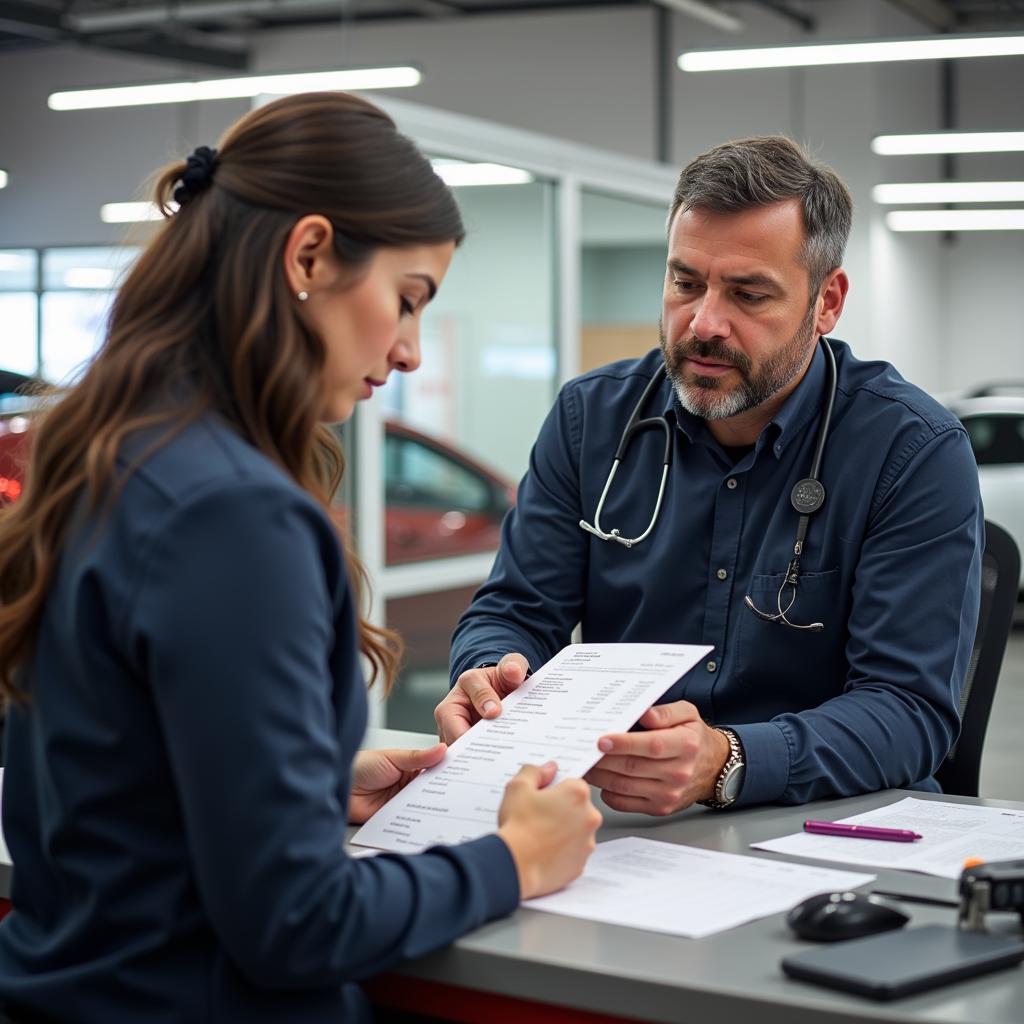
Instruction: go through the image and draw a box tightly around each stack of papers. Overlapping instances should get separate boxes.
[751,797,1024,879]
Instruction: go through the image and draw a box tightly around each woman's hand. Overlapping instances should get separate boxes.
[349,743,447,824]
[496,762,603,900]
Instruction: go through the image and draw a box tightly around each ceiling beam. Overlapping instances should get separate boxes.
[87,30,250,69]
[0,1,64,41]
[886,0,957,32]
[747,0,816,32]
[0,0,250,69]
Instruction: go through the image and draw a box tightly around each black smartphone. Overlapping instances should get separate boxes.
[782,924,1024,1000]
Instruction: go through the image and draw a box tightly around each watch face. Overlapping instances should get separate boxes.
[722,763,746,802]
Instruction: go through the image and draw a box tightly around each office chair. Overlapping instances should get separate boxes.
[935,520,1021,798]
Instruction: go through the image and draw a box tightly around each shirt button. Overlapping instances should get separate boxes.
[706,660,717,672]
[726,478,738,489]
[716,568,728,580]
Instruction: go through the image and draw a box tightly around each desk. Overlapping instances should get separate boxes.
[361,728,1024,1024]
[1,732,1020,1022]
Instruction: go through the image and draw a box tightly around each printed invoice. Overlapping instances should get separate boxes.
[352,643,710,852]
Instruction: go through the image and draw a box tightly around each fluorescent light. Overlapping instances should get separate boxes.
[63,267,119,289]
[0,170,7,189]
[101,159,534,223]
[886,209,1024,232]
[679,33,1024,71]
[101,202,176,223]
[431,160,533,187]
[50,66,421,111]
[872,132,1024,155]
[873,181,1024,204]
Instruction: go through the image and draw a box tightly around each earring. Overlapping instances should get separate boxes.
[297,290,309,302]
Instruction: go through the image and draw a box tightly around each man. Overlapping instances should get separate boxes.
[436,135,983,812]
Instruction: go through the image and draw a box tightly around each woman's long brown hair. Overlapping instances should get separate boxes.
[0,91,464,704]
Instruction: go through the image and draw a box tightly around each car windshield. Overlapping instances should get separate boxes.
[961,414,1024,467]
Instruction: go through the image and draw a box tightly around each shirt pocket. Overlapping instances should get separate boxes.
[730,567,847,712]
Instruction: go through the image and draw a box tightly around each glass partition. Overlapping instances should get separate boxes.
[580,190,667,373]
[379,169,558,729]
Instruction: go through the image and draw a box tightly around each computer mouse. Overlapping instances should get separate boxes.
[786,891,911,942]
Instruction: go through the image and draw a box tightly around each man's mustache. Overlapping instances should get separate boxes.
[671,337,752,376]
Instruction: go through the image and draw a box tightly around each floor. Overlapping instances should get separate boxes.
[978,623,1024,801]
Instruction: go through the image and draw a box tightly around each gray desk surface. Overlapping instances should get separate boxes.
[361,728,1024,1024]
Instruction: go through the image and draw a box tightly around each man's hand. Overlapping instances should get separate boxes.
[434,653,530,745]
[349,744,447,824]
[583,701,731,816]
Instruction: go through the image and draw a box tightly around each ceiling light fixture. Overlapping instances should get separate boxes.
[431,160,534,186]
[886,209,1024,232]
[50,66,421,111]
[679,32,1024,72]
[101,202,172,223]
[0,169,7,189]
[872,132,1024,155]
[100,160,534,222]
[873,182,1024,204]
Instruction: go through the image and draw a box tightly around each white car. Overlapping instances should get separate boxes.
[945,391,1024,594]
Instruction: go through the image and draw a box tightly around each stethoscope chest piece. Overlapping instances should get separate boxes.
[791,478,825,515]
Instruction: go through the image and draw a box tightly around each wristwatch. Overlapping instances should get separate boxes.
[700,728,746,809]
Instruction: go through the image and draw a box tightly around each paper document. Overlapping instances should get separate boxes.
[524,837,875,939]
[353,643,710,852]
[752,797,1024,879]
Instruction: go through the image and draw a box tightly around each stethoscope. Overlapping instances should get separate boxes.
[579,337,838,632]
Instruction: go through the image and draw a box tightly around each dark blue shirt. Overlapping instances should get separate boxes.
[0,416,518,1023]
[452,340,984,805]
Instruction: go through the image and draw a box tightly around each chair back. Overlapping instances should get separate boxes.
[935,519,1020,797]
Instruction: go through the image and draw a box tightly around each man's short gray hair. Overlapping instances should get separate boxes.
[670,135,852,298]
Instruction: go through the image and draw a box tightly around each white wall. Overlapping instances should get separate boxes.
[0,48,248,247]
[1,0,1021,392]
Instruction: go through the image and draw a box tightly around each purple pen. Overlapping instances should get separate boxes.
[803,820,923,843]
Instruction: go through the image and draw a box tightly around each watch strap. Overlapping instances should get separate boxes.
[699,727,745,809]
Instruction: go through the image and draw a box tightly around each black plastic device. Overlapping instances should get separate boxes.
[782,924,1024,1000]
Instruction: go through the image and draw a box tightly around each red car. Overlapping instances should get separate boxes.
[1,404,513,681]
[0,413,514,563]
[380,419,515,566]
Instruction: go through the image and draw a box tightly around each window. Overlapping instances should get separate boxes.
[386,430,493,513]
[0,250,38,378]
[962,414,1024,466]
[40,247,139,384]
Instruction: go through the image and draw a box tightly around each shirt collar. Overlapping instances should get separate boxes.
[662,338,829,459]
[766,337,828,460]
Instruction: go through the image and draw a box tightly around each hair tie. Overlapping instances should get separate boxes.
[173,146,218,206]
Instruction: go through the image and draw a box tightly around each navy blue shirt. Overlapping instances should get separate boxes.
[0,416,518,1023]
[452,340,984,805]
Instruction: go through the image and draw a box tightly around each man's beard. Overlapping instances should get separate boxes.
[660,303,818,421]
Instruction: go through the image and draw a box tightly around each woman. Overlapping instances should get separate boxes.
[0,92,600,1023]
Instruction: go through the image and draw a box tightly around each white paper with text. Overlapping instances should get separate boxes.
[751,797,1024,879]
[524,837,875,938]
[352,643,710,852]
